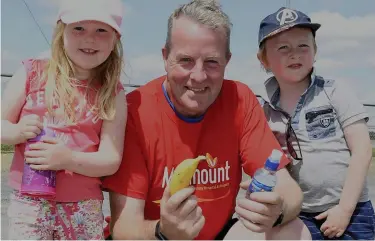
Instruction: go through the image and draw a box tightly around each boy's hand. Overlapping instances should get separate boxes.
[315,205,351,238]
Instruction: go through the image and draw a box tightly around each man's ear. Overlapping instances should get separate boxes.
[162,47,168,73]
[226,52,232,65]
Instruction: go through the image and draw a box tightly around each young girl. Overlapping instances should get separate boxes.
[256,7,375,240]
[1,0,127,239]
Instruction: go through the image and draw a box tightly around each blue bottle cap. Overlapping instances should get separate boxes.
[265,149,283,171]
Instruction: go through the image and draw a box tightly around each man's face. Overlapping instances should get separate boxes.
[162,16,231,117]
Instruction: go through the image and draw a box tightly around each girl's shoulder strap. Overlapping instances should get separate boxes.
[116,81,124,94]
[21,58,48,95]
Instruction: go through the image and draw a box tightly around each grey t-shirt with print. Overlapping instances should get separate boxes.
[262,74,370,213]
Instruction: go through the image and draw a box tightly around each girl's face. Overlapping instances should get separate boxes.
[63,20,117,76]
[261,27,316,84]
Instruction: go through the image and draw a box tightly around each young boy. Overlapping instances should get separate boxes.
[256,7,375,240]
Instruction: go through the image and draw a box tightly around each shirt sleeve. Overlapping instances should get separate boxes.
[239,87,290,177]
[329,80,369,128]
[102,107,149,200]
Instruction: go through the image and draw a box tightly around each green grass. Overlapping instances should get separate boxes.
[1,144,14,153]
[1,153,13,172]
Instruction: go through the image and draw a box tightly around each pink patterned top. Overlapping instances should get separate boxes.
[8,58,124,202]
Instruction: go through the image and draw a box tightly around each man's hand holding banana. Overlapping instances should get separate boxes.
[158,155,207,239]
[159,185,205,240]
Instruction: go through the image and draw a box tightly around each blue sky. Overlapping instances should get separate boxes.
[1,0,375,123]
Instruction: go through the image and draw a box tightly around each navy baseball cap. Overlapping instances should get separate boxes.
[258,7,321,46]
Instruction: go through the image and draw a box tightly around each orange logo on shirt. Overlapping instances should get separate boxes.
[206,153,218,168]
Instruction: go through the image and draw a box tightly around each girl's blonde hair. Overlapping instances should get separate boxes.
[41,21,123,125]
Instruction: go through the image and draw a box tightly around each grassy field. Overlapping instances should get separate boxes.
[1,153,13,171]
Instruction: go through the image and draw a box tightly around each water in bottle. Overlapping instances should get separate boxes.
[246,149,283,198]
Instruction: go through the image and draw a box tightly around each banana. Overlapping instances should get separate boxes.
[169,155,206,195]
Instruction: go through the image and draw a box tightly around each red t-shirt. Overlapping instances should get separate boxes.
[103,76,289,240]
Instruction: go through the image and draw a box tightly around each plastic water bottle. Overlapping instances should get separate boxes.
[20,125,57,199]
[246,149,283,198]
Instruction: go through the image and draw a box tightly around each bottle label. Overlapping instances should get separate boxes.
[248,178,273,193]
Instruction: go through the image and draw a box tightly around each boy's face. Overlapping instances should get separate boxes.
[263,27,316,84]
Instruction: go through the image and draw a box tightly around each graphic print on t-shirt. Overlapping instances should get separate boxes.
[153,152,231,204]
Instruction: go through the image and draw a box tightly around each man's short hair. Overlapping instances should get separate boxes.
[165,0,232,59]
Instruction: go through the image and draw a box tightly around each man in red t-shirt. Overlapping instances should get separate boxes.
[103,1,310,240]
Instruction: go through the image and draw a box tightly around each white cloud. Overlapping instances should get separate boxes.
[122,54,165,85]
[336,77,363,95]
[35,49,51,59]
[317,40,360,55]
[1,49,54,76]
[311,11,375,69]
[314,58,347,71]
[308,11,375,104]
[310,11,375,40]
[2,50,20,62]
[1,50,23,74]
[225,56,269,96]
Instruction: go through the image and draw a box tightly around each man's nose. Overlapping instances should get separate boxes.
[190,62,207,83]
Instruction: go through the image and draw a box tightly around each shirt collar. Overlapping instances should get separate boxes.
[264,68,316,107]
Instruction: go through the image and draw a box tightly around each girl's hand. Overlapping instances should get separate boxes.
[25,136,72,171]
[16,114,43,143]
